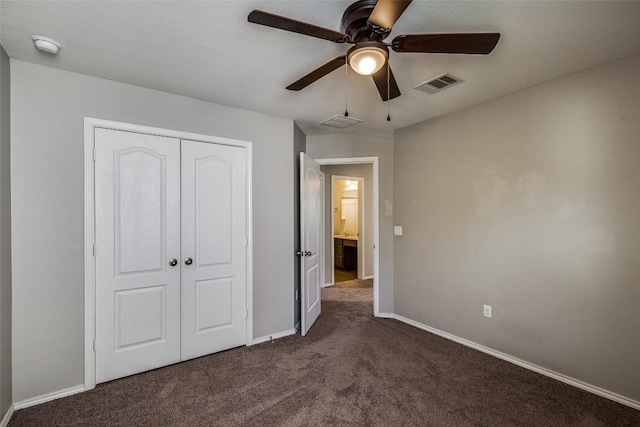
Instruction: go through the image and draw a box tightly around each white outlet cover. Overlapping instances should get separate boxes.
[483,304,492,318]
[394,226,403,236]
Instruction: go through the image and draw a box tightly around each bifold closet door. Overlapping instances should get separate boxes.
[95,128,182,384]
[180,140,247,360]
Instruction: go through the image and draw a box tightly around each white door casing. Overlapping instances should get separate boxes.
[300,153,322,336]
[95,128,182,383]
[180,139,247,360]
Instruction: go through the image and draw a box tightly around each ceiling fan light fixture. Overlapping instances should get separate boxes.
[347,44,388,76]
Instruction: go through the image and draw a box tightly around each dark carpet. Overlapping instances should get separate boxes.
[9,287,639,426]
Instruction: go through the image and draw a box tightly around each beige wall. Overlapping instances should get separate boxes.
[10,61,296,402]
[393,53,640,402]
[0,45,12,419]
[306,132,394,314]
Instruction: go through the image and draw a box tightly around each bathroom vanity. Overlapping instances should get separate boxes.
[334,236,358,271]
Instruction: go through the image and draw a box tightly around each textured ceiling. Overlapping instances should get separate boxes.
[2,1,640,135]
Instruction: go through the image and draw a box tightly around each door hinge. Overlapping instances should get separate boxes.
[92,243,96,257]
[245,309,248,319]
[93,147,96,162]
[92,339,96,352]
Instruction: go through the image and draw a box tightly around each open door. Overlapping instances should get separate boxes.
[300,153,322,336]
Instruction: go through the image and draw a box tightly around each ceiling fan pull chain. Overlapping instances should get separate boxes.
[344,57,349,117]
[386,61,391,122]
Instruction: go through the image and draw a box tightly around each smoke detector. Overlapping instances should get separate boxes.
[32,36,61,54]
[414,73,463,94]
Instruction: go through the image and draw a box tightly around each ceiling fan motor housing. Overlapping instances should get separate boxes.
[342,0,391,42]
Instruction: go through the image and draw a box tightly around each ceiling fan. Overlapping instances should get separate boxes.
[248,0,500,102]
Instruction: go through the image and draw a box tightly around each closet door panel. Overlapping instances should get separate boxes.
[95,128,181,383]
[181,139,247,360]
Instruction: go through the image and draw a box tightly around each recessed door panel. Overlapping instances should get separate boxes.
[306,264,319,310]
[195,278,233,332]
[95,128,181,384]
[116,149,165,275]
[181,139,247,361]
[115,285,166,349]
[196,157,233,267]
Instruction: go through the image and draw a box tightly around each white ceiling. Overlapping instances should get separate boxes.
[2,1,640,135]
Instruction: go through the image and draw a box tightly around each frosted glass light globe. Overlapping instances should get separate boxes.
[348,47,387,76]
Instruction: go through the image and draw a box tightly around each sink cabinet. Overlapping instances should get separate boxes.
[334,238,357,271]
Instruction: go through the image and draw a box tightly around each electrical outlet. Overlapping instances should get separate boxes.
[483,304,492,318]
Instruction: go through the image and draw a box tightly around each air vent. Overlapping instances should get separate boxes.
[321,115,362,129]
[414,73,464,94]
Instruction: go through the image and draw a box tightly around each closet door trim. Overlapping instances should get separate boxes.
[83,118,253,391]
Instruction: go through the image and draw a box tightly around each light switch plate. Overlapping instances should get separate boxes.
[394,226,403,236]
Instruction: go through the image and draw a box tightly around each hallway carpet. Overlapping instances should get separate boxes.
[332,277,373,289]
[9,288,639,426]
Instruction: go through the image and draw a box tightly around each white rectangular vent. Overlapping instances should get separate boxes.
[321,115,362,129]
[414,73,463,94]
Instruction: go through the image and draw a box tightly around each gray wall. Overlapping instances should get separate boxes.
[306,132,394,314]
[10,61,295,402]
[320,164,374,283]
[293,123,306,329]
[393,53,640,402]
[0,45,12,419]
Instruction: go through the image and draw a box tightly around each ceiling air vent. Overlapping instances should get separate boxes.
[414,73,464,94]
[321,115,362,129]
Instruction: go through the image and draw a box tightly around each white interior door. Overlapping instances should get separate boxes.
[300,153,322,336]
[95,128,181,383]
[180,140,247,360]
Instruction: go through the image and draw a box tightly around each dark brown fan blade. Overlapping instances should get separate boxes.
[371,66,401,101]
[392,33,500,54]
[368,0,413,30]
[287,56,347,91]
[248,10,349,43]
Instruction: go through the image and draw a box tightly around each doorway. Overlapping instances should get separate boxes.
[315,157,380,316]
[331,176,364,283]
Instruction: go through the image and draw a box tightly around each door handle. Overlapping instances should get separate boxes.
[296,251,313,257]
[305,251,312,256]
[168,259,178,266]
[184,257,193,265]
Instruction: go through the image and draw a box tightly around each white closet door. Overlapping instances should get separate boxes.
[95,128,181,383]
[180,139,247,360]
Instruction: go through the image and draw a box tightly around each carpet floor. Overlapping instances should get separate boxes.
[9,287,639,426]
[332,278,373,289]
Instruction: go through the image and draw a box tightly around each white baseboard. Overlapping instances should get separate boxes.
[14,385,85,410]
[0,404,14,427]
[391,314,640,411]
[376,312,394,319]
[362,275,374,280]
[252,328,297,345]
[321,283,334,288]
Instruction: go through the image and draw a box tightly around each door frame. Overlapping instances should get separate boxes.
[83,118,253,390]
[330,175,365,283]
[315,157,380,316]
